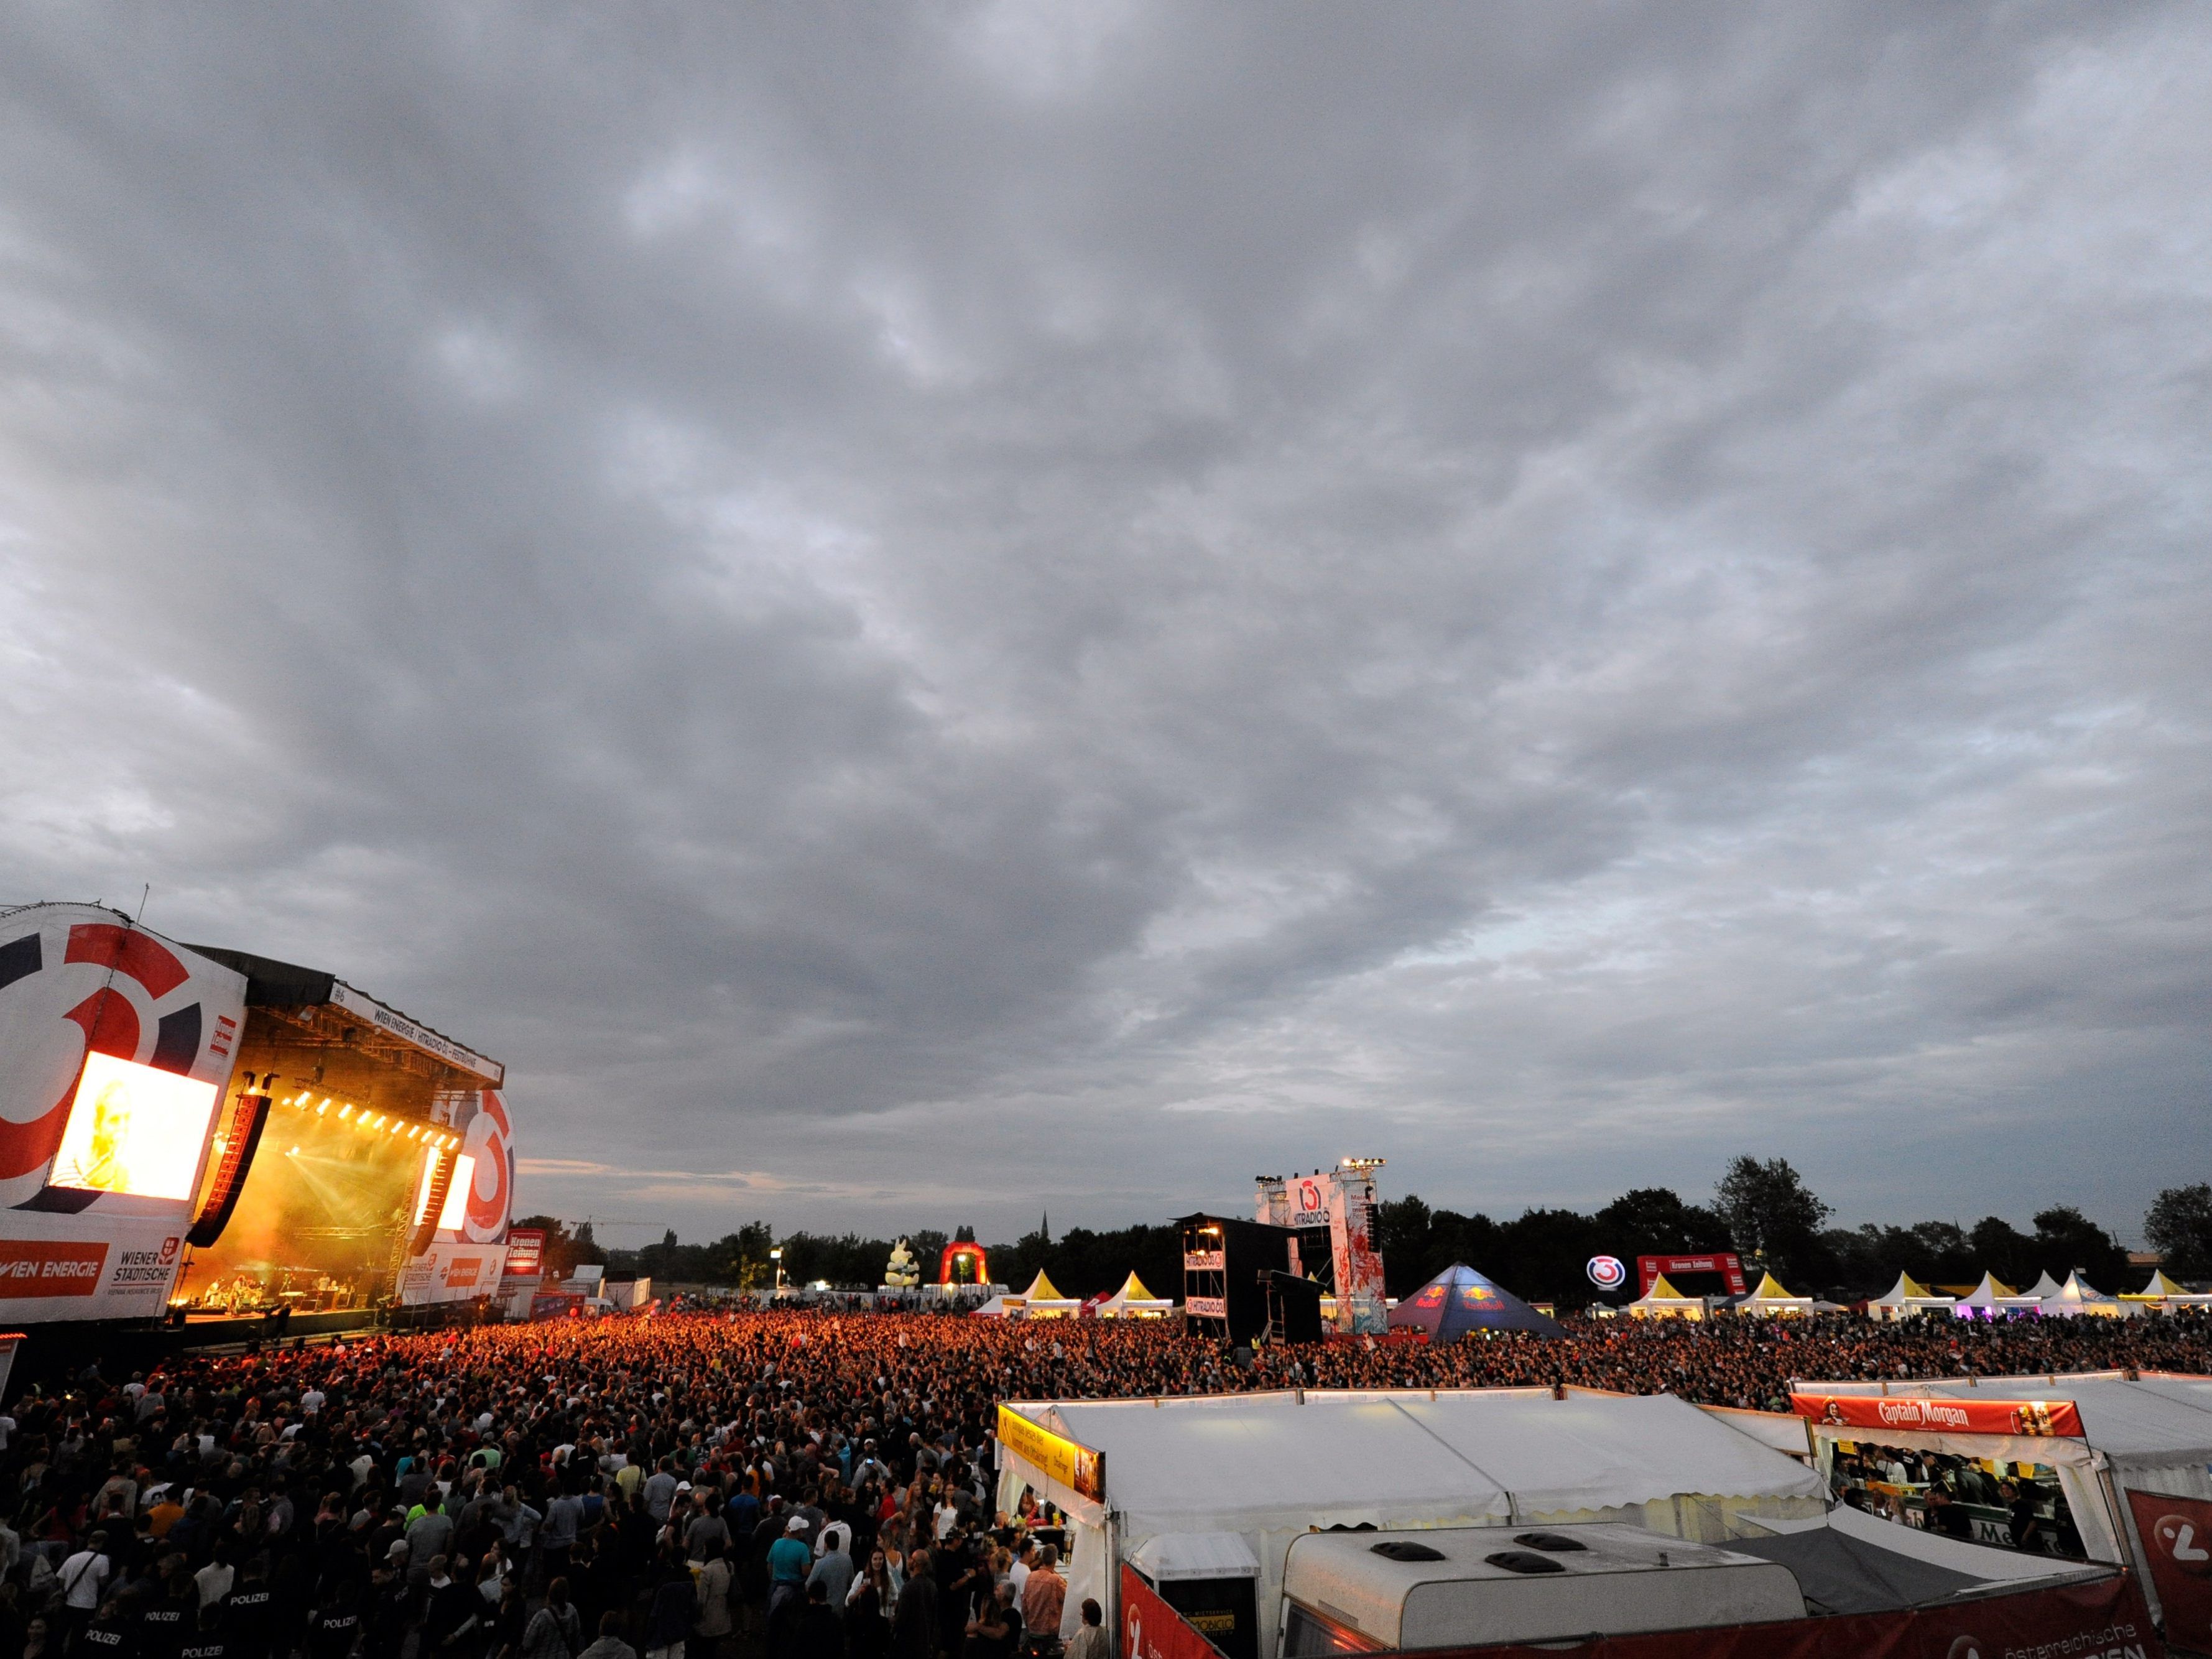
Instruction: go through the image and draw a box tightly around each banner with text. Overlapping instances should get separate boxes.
[997,1405,1106,1504]
[1792,1392,2085,1439]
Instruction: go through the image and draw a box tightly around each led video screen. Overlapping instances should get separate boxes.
[50,1052,220,1201]
[412,1147,476,1232]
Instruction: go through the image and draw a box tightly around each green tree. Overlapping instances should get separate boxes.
[2145,1185,2212,1280]
[1714,1157,1831,1285]
[2029,1206,2131,1290]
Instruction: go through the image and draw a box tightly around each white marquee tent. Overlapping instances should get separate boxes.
[2036,1269,2134,1318]
[1735,1271,1815,1317]
[1953,1273,2041,1316]
[1867,1272,1955,1321]
[1093,1271,1175,1317]
[1795,1371,2212,1625]
[2124,1269,2212,1310]
[996,1387,1828,1652]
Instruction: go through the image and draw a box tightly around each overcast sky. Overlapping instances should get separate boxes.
[2,5,2205,1251]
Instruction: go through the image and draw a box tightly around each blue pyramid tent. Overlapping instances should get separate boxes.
[1388,1263,1563,1340]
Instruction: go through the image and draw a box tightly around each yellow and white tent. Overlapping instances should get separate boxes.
[1094,1271,1176,1318]
[1867,1272,1954,1321]
[2122,1269,2212,1309]
[1626,1272,1705,1320]
[1011,1270,1083,1318]
[1736,1271,1814,1317]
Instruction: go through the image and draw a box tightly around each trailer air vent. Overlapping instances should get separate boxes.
[1368,1541,1447,1563]
[1484,1551,1568,1576]
[1512,1532,1589,1553]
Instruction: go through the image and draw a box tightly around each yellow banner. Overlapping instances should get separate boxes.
[997,1405,1106,1504]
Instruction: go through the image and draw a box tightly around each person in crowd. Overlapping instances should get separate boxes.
[1066,1599,1109,1659]
[890,1550,937,1659]
[0,1300,2196,1659]
[523,1578,586,1659]
[1018,1543,1065,1656]
[2000,1479,2045,1553]
[580,1609,641,1659]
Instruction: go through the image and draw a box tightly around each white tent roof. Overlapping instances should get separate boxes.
[2037,1270,2134,1317]
[2023,1270,2064,1299]
[1797,1375,2212,1469]
[1001,1389,1826,1659]
[1096,1271,1174,1313]
[1955,1272,2037,1308]
[1008,1387,1825,1538]
[1128,1532,1261,1581]
[1869,1272,1951,1308]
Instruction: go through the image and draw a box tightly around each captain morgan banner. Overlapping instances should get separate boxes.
[1791,1392,2085,1438]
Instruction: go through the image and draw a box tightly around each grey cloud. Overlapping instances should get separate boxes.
[1,3,2206,1250]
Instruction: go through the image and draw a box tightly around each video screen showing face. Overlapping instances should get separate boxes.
[50,1053,220,1201]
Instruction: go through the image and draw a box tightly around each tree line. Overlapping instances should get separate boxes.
[512,1167,2212,1309]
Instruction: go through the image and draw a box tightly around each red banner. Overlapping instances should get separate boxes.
[502,1227,544,1279]
[1792,1392,2085,1438]
[0,1239,108,1298]
[1122,1565,1226,1659]
[1410,1569,2158,1658]
[1637,1252,1746,1296]
[2129,1488,2212,1653]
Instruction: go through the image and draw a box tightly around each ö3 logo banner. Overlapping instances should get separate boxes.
[1586,1254,1627,1291]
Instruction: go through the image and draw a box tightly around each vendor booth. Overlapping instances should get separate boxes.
[1954,1272,2043,1318]
[1795,1370,2212,1642]
[2038,1270,2135,1318]
[1625,1273,1705,1319]
[1867,1272,1955,1321]
[1002,1389,2149,1659]
[996,1386,1833,1654]
[1734,1271,1815,1317]
[1004,1270,1082,1318]
[1094,1271,1175,1318]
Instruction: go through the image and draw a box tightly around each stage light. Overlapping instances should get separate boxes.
[316,1101,328,1114]
[338,1104,352,1119]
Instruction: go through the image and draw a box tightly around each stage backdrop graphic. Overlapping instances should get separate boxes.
[0,904,248,1321]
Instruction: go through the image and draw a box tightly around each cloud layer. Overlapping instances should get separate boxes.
[2,4,2206,1247]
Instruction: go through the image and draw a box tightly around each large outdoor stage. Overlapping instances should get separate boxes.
[0,902,524,1349]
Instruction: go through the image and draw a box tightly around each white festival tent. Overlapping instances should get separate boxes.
[2022,1270,2065,1300]
[1624,1272,1706,1319]
[992,1271,1082,1318]
[1953,1273,2041,1316]
[996,1387,1830,1655]
[1866,1272,1955,1321]
[2036,1269,2135,1319]
[1736,1271,1815,1317]
[1795,1372,2212,1625]
[1093,1271,1175,1318]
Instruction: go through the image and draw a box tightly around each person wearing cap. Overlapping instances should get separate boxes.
[764,1509,813,1640]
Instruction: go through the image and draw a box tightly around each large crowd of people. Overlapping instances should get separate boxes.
[0,1305,2201,1658]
